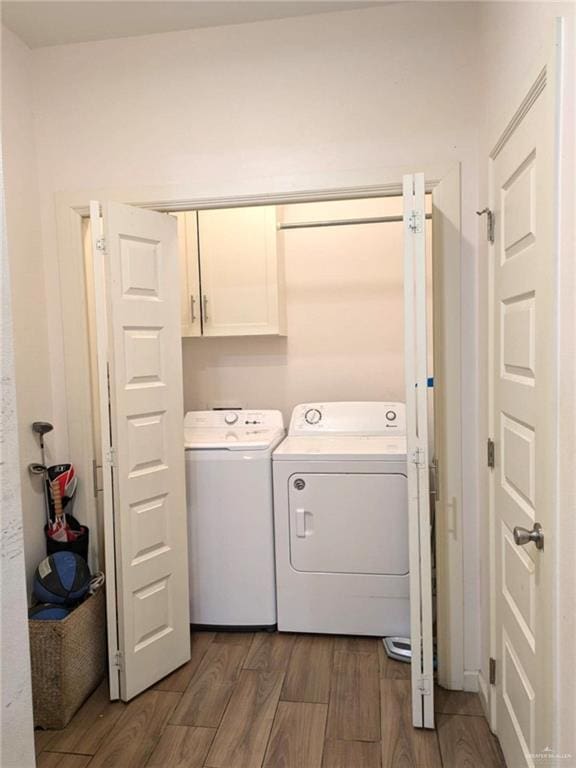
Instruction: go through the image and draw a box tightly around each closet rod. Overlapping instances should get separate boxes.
[277,213,432,231]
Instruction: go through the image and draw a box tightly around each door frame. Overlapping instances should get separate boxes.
[485,21,563,741]
[54,163,466,690]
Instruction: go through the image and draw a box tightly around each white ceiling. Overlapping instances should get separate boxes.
[2,1,384,49]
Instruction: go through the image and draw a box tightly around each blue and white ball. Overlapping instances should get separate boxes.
[33,552,91,605]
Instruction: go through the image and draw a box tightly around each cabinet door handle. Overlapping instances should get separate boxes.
[190,295,196,323]
[202,294,209,322]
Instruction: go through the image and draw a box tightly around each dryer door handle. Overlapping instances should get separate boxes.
[295,508,308,538]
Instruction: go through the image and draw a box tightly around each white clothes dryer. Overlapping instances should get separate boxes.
[185,410,284,629]
[272,402,409,636]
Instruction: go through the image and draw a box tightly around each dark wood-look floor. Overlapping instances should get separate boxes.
[35,631,506,768]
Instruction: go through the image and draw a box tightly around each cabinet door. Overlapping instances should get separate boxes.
[173,212,201,337]
[198,206,284,336]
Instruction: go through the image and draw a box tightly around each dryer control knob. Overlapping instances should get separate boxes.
[386,410,397,422]
[224,412,239,425]
[304,408,322,425]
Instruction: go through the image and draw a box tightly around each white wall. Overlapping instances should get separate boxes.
[2,4,572,756]
[0,131,36,768]
[475,0,575,753]
[183,196,432,421]
[28,1,482,677]
[2,26,54,594]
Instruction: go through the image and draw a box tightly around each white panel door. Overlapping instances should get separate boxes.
[91,201,190,701]
[197,206,283,336]
[403,173,434,728]
[490,55,558,765]
[288,473,408,575]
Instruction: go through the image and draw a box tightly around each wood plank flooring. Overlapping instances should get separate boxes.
[326,650,380,742]
[263,702,327,768]
[35,631,507,768]
[281,635,333,704]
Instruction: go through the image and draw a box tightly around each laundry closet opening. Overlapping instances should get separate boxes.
[72,170,463,725]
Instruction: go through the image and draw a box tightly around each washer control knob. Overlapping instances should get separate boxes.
[386,410,397,422]
[304,408,322,425]
[224,412,239,425]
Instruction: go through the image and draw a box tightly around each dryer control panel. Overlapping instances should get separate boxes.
[289,402,406,436]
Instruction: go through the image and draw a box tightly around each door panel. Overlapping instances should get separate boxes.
[288,473,408,575]
[490,57,557,765]
[403,173,434,728]
[431,165,464,690]
[92,201,190,701]
[90,204,120,699]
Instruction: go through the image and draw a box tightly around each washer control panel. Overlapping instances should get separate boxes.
[289,402,406,436]
[184,410,284,430]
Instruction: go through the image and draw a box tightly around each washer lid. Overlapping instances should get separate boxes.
[273,434,407,461]
[185,426,285,451]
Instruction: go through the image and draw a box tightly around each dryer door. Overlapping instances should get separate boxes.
[289,473,408,575]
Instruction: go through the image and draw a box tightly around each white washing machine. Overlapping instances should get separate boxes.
[184,409,284,629]
[273,401,409,636]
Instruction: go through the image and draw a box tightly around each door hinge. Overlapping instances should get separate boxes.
[416,675,433,695]
[409,447,425,466]
[104,447,116,467]
[476,208,495,244]
[408,210,424,234]
[113,650,124,670]
[489,657,496,685]
[487,438,495,469]
[95,237,107,252]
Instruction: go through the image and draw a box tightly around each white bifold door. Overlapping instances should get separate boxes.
[403,173,435,728]
[90,201,190,701]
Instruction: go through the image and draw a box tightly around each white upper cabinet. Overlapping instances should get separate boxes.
[178,205,285,338]
[173,212,201,338]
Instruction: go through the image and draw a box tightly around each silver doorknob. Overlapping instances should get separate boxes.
[513,522,544,550]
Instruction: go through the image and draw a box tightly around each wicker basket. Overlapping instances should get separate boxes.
[29,587,106,729]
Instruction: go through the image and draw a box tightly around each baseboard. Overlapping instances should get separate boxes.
[477,672,489,716]
[463,669,480,692]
